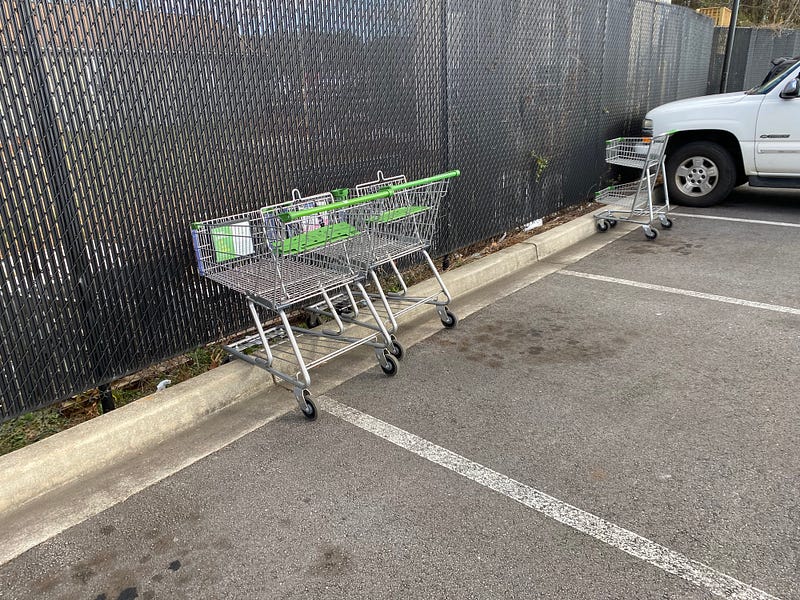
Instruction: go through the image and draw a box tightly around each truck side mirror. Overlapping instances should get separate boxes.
[780,78,800,99]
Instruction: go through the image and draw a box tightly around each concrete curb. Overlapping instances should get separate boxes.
[0,207,612,515]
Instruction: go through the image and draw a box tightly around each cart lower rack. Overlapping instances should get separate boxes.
[191,191,400,419]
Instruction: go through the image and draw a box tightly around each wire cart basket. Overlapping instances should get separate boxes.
[350,170,460,328]
[302,170,461,337]
[191,190,400,420]
[595,133,674,240]
[288,186,407,358]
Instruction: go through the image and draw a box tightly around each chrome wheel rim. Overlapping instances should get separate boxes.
[675,156,719,197]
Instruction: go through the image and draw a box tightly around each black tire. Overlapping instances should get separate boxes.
[665,141,736,207]
[596,219,609,232]
[644,227,658,240]
[608,219,618,228]
[300,391,317,421]
[441,308,458,329]
[381,354,399,376]
[660,218,673,229]
[389,335,404,360]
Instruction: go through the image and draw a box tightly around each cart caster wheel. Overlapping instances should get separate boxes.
[596,219,609,232]
[380,353,399,377]
[440,309,458,329]
[608,219,618,228]
[660,217,673,229]
[388,335,404,360]
[644,227,658,240]
[305,314,321,329]
[298,390,317,421]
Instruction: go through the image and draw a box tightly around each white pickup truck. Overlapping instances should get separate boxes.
[643,56,800,207]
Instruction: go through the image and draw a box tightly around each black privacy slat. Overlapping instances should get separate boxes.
[0,0,712,421]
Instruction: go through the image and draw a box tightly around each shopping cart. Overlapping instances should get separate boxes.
[595,133,674,240]
[301,170,461,335]
[191,190,400,420]
[349,170,460,328]
[289,187,407,359]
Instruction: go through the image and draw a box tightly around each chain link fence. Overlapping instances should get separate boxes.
[1,0,712,421]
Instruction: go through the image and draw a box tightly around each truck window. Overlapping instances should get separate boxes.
[747,57,800,95]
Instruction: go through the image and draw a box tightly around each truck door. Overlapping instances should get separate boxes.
[755,69,800,176]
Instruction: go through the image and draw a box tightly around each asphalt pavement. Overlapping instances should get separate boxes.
[0,186,797,600]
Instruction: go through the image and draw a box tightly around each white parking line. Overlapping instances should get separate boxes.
[559,270,800,315]
[321,396,782,600]
[671,213,800,228]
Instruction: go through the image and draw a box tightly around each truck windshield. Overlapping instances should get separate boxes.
[746,58,800,95]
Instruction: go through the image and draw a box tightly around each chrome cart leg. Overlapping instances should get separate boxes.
[248,300,274,367]
[387,259,409,296]
[368,268,399,333]
[355,282,399,376]
[277,310,314,405]
[342,284,360,319]
[422,250,458,328]
[227,302,316,420]
[320,289,346,336]
[661,156,672,212]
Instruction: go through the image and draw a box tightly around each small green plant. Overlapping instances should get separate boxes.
[530,152,550,183]
[1,408,70,455]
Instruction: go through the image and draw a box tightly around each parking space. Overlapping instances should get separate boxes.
[0,191,797,600]
[321,192,800,599]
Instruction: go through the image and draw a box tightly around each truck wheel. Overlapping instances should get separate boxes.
[666,141,736,207]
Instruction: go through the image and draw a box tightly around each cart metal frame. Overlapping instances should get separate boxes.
[595,133,674,240]
[303,170,461,338]
[191,191,399,420]
[352,170,459,327]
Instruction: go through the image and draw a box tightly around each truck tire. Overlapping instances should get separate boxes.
[665,141,736,207]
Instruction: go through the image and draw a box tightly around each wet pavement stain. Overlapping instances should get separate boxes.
[436,311,641,367]
[72,562,95,584]
[620,237,704,256]
[94,589,138,600]
[308,545,351,576]
[70,551,118,586]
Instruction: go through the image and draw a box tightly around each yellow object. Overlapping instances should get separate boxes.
[697,6,732,27]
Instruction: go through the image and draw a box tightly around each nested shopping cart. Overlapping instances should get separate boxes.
[595,132,674,240]
[191,190,400,420]
[290,186,407,359]
[302,170,461,335]
[351,170,460,327]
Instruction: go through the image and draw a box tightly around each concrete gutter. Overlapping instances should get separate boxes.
[0,207,619,516]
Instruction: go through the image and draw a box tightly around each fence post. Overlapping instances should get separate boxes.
[719,0,741,93]
[18,2,112,402]
[98,384,116,414]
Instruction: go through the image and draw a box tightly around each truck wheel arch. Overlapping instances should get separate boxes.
[666,130,747,186]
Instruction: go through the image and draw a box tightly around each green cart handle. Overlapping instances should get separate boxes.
[273,169,461,222]
[274,188,394,222]
[386,169,461,192]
